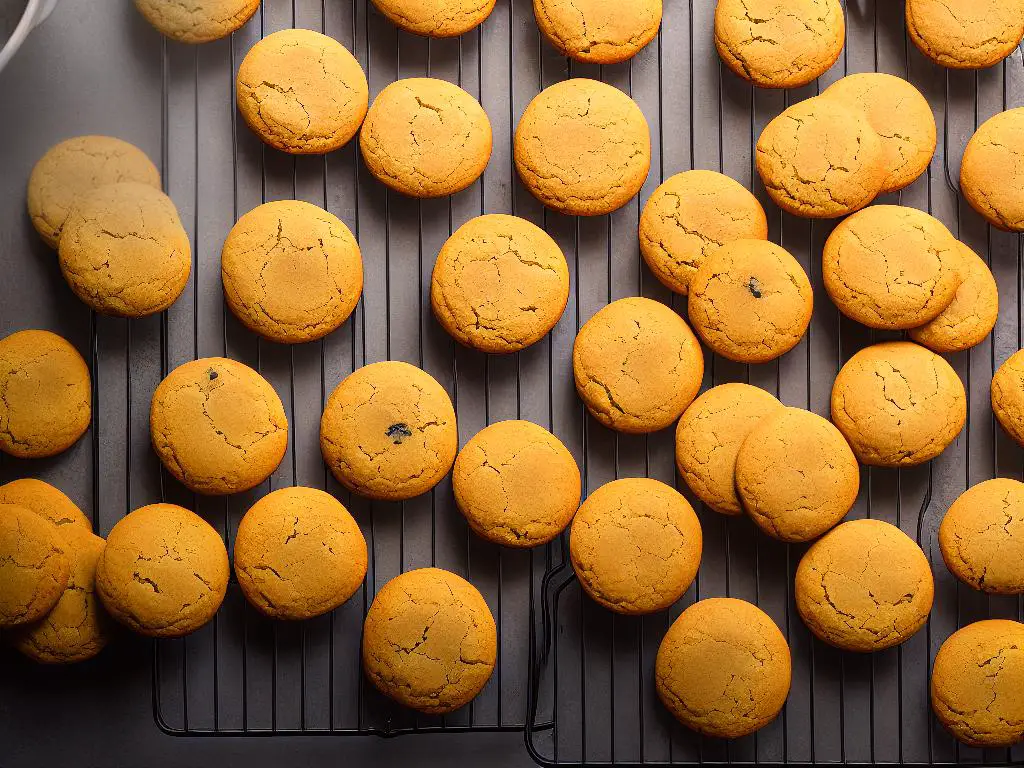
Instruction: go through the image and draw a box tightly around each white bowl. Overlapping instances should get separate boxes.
[0,0,59,74]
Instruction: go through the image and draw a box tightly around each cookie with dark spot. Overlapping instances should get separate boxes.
[372,0,495,36]
[134,0,260,43]
[0,503,71,628]
[961,108,1024,232]
[907,0,1024,70]
[534,0,661,63]
[0,478,90,531]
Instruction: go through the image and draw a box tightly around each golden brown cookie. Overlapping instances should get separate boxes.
[675,383,784,516]
[134,0,259,43]
[150,358,288,495]
[831,341,966,467]
[360,78,491,198]
[0,503,70,628]
[655,597,791,739]
[234,487,367,620]
[822,205,962,330]
[755,96,886,218]
[95,503,229,637]
[221,200,363,344]
[931,619,1024,747]
[0,330,91,459]
[735,407,859,542]
[534,0,661,63]
[570,478,701,615]
[907,0,1024,70]
[0,478,90,531]
[362,567,496,714]
[26,135,161,249]
[687,239,813,363]
[237,29,368,155]
[430,214,569,353]
[453,420,580,547]
[960,108,1024,232]
[515,78,651,216]
[372,0,494,36]
[639,170,768,295]
[321,361,458,501]
[993,350,1024,448]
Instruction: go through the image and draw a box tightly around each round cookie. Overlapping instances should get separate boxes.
[831,342,966,467]
[237,29,369,154]
[150,358,288,495]
[638,170,768,295]
[795,519,934,652]
[755,96,886,218]
[735,407,859,542]
[95,503,229,637]
[514,78,651,216]
[134,0,259,43]
[234,487,367,620]
[27,135,160,249]
[222,200,363,344]
[362,568,496,714]
[993,350,1024,448]
[821,73,936,194]
[940,478,1024,595]
[569,478,702,615]
[360,78,491,198]
[961,108,1024,232]
[453,420,580,547]
[0,504,70,628]
[372,0,494,36]
[931,619,1024,747]
[0,330,91,459]
[430,214,569,353]
[687,239,813,364]
[674,383,784,516]
[822,205,962,330]
[0,478,90,531]
[907,0,1024,70]
[655,598,791,739]
[320,361,457,501]
[534,0,661,63]
[59,182,191,317]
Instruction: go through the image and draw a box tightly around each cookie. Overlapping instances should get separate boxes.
[907,0,1024,70]
[453,420,580,547]
[321,361,457,501]
[822,205,962,330]
[534,0,661,63]
[940,478,1024,595]
[95,503,229,637]
[27,135,161,249]
[362,568,496,714]
[150,357,288,495]
[237,29,369,155]
[515,78,651,216]
[134,0,259,43]
[59,182,191,317]
[0,504,70,628]
[0,478,90,531]
[831,342,966,467]
[795,519,934,652]
[573,297,704,434]
[821,73,936,194]
[372,0,494,36]
[755,96,886,218]
[360,78,491,198]
[674,383,784,516]
[993,350,1024,447]
[735,407,859,542]
[0,330,91,459]
[655,598,791,739]
[222,200,363,344]
[960,108,1024,232]
[234,487,367,620]
[687,239,813,363]
[931,619,1024,747]
[639,170,768,295]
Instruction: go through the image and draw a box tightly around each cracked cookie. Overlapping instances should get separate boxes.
[639,169,768,295]
[95,503,229,637]
[27,135,160,249]
[372,0,494,36]
[675,383,783,516]
[569,477,702,615]
[0,503,70,628]
[514,78,651,216]
[0,478,91,531]
[320,361,457,500]
[237,28,369,155]
[735,407,859,542]
[907,0,1024,70]
[134,0,259,43]
[360,77,491,198]
[795,518,934,652]
[831,341,966,467]
[454,420,580,547]
[993,350,1024,448]
[688,239,813,363]
[430,214,569,353]
[0,330,91,459]
[573,297,703,434]
[234,486,367,620]
[534,0,661,63]
[222,199,363,344]
[655,597,791,738]
[755,96,886,218]
[362,567,496,713]
[961,108,1024,232]
[931,619,1024,747]
[150,357,288,495]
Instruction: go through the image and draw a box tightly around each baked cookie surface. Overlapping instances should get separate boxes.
[534,0,661,63]
[0,479,90,531]
[960,108,1024,232]
[907,0,1024,70]
[993,350,1024,448]
[134,0,260,43]
[0,503,70,628]
[372,0,495,36]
